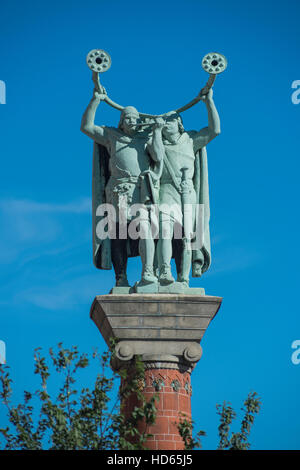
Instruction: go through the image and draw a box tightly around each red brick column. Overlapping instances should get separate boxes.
[121,365,192,450]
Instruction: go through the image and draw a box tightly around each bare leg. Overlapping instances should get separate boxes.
[158,215,175,285]
[139,219,157,284]
[177,238,192,285]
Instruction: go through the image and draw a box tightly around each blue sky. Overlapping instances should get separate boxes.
[0,0,300,450]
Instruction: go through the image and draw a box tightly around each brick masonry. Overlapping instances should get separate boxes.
[121,367,192,450]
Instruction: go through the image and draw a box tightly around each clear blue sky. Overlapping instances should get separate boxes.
[0,0,300,450]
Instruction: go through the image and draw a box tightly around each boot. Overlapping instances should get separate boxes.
[177,274,189,288]
[141,266,157,285]
[115,273,130,287]
[159,264,175,285]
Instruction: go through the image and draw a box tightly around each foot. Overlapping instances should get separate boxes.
[177,279,189,288]
[159,264,175,285]
[115,274,130,287]
[141,266,157,285]
[177,275,189,287]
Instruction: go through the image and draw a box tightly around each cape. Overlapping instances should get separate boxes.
[191,146,211,276]
[92,142,112,270]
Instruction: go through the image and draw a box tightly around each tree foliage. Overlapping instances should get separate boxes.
[177,414,206,450]
[0,343,261,450]
[216,392,261,450]
[0,343,157,450]
[177,391,261,450]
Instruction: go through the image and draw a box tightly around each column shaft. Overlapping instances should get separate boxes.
[121,367,192,450]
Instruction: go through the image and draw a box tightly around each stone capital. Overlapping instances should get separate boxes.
[90,294,222,372]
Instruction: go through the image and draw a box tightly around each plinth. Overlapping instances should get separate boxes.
[90,294,222,450]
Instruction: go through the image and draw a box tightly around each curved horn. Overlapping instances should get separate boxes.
[86,49,227,117]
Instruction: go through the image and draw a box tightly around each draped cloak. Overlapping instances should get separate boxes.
[191,145,211,276]
[92,142,112,270]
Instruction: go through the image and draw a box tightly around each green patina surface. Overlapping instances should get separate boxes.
[81,71,222,294]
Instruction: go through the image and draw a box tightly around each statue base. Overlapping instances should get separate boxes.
[90,293,221,369]
[110,283,205,295]
[110,286,134,294]
[90,293,222,450]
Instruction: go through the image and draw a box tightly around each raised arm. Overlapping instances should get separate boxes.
[147,117,165,163]
[192,88,221,151]
[80,87,108,145]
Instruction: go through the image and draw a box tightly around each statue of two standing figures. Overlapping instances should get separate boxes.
[81,52,224,294]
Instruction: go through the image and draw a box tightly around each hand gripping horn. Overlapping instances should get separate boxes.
[86,49,227,118]
[175,52,227,114]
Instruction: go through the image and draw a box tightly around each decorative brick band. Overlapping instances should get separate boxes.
[143,360,194,374]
